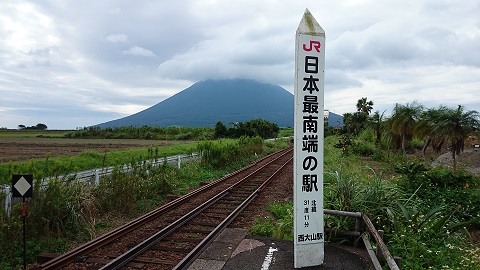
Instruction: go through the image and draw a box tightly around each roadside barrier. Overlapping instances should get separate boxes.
[1,153,199,216]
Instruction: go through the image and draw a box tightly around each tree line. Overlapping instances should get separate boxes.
[63,118,280,140]
[342,97,480,172]
[17,123,48,130]
[214,118,279,139]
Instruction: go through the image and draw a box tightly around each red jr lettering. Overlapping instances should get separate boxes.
[303,40,321,52]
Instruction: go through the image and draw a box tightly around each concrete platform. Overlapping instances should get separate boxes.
[188,228,371,270]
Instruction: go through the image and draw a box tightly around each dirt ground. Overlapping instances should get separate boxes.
[431,147,480,175]
[0,137,186,163]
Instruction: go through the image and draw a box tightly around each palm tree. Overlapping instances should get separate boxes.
[432,105,480,173]
[343,112,368,136]
[388,102,424,156]
[356,97,374,115]
[368,110,385,149]
[415,106,448,157]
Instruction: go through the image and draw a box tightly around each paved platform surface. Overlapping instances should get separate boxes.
[188,228,371,270]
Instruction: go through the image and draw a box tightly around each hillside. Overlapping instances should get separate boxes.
[97,79,294,128]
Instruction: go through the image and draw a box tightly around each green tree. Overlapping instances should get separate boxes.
[214,121,228,138]
[388,102,424,156]
[245,119,279,139]
[221,119,279,139]
[415,106,448,157]
[36,123,48,130]
[356,97,374,115]
[432,105,480,173]
[343,112,368,136]
[368,110,385,148]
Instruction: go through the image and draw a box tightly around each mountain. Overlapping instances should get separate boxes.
[97,79,294,128]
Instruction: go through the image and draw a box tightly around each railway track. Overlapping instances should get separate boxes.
[37,147,293,269]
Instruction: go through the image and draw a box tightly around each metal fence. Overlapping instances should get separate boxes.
[324,209,401,270]
[1,153,199,216]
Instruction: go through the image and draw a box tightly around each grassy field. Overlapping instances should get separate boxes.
[0,131,198,185]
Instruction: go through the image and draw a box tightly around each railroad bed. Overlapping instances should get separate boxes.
[35,147,293,270]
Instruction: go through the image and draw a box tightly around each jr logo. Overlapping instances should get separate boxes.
[303,40,321,52]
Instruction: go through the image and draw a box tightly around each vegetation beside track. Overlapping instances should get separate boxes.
[252,133,480,269]
[0,135,290,269]
[250,98,480,269]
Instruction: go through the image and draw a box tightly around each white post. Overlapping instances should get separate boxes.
[94,170,100,185]
[293,9,325,268]
[177,155,181,169]
[4,185,12,218]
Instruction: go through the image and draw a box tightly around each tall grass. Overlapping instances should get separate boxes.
[197,136,264,168]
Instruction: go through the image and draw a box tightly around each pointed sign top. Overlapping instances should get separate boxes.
[297,9,325,37]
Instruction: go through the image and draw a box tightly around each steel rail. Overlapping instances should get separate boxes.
[100,149,293,270]
[39,147,291,269]
[174,156,293,270]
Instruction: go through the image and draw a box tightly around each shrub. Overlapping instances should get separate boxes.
[333,135,353,156]
[351,143,375,156]
[427,166,476,188]
[387,203,479,269]
[395,161,430,193]
[174,132,193,140]
[197,137,263,168]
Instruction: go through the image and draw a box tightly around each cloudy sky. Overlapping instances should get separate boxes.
[1,0,479,129]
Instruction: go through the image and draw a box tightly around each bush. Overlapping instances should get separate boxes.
[395,162,429,193]
[396,163,480,226]
[174,132,193,140]
[427,166,476,188]
[351,143,375,156]
[197,137,263,168]
[387,203,480,269]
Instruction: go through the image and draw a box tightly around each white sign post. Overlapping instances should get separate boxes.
[293,9,325,268]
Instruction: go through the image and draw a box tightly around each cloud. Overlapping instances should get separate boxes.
[0,0,479,129]
[122,46,156,57]
[106,34,128,43]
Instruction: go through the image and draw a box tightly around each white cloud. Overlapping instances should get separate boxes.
[106,34,128,43]
[0,0,479,129]
[122,46,156,57]
[87,103,148,115]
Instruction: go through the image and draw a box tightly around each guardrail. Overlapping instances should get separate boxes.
[324,209,401,270]
[1,153,199,216]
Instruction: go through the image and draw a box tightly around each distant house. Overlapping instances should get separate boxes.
[324,110,343,128]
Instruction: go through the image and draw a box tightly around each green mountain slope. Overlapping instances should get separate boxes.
[98,79,294,128]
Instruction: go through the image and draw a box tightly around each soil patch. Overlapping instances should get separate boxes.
[432,148,480,175]
[0,137,188,163]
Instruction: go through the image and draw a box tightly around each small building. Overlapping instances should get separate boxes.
[324,110,343,128]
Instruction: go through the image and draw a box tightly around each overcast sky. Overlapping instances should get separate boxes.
[1,0,479,129]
